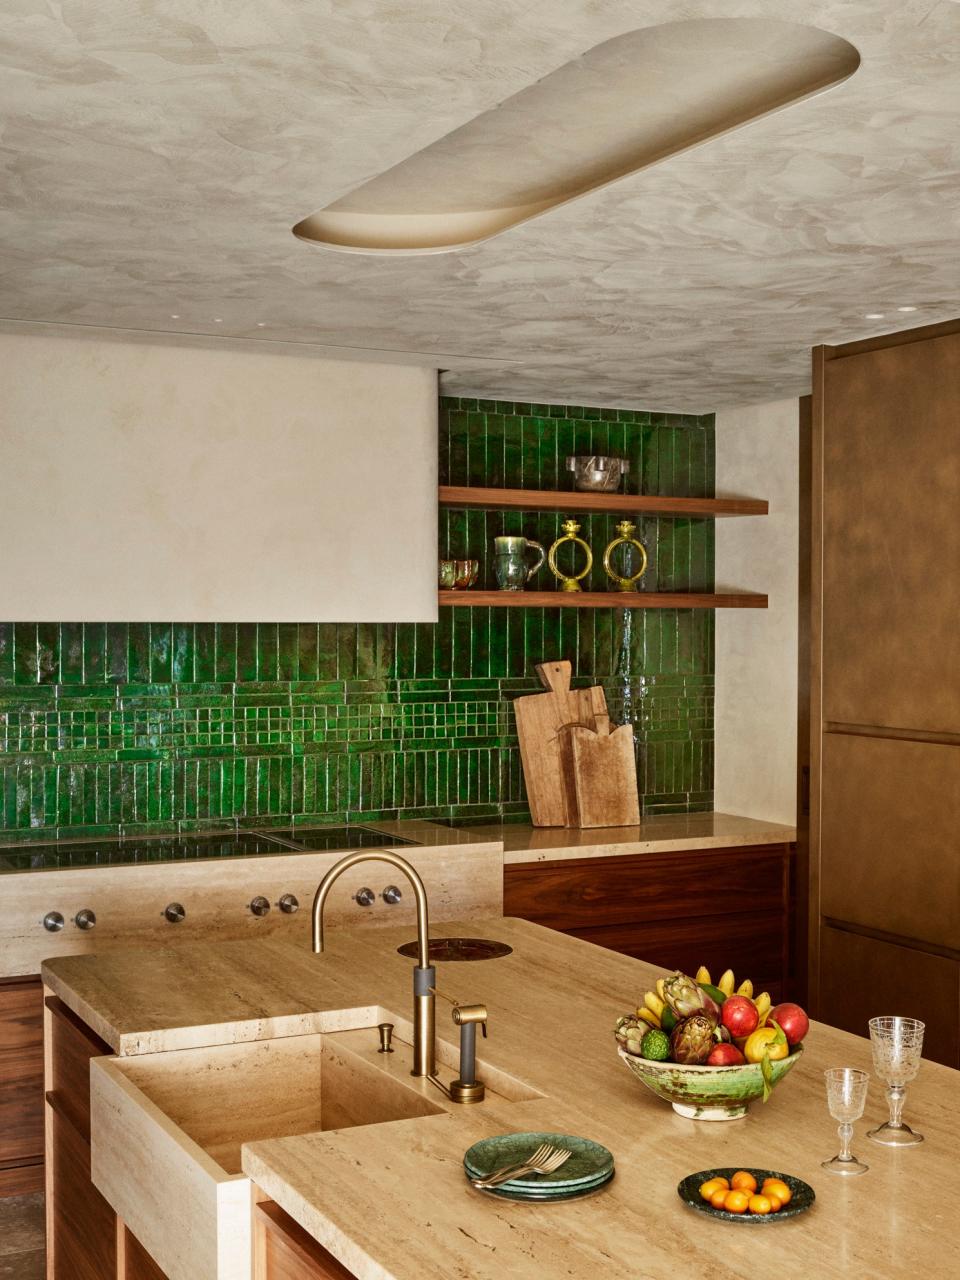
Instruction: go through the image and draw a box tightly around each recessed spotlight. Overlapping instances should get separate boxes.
[170,313,180,319]
[213,317,223,323]
[256,322,266,328]
[865,312,885,320]
[896,305,918,313]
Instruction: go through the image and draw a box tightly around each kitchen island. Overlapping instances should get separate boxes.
[41,916,957,1280]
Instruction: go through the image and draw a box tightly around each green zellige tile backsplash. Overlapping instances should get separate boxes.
[0,398,714,841]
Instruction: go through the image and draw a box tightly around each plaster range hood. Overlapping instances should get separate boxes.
[293,17,860,255]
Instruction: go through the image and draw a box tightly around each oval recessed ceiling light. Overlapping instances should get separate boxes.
[170,314,180,319]
[897,305,918,313]
[293,18,860,255]
[256,322,266,328]
[865,313,886,320]
[213,317,223,323]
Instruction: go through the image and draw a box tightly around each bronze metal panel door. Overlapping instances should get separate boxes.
[819,925,959,1068]
[820,734,960,951]
[821,330,960,732]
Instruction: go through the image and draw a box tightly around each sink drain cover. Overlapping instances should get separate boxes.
[397,937,513,962]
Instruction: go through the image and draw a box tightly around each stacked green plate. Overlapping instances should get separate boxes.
[464,1132,615,1202]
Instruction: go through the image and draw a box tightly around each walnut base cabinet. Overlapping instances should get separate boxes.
[504,843,795,1000]
[255,1202,356,1280]
[43,992,171,1280]
[0,975,44,1197]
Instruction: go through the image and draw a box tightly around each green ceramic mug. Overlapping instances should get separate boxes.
[493,536,546,591]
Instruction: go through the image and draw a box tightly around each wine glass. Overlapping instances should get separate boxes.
[822,1068,870,1175]
[867,1016,925,1146]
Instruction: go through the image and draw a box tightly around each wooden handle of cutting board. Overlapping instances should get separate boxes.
[536,660,572,695]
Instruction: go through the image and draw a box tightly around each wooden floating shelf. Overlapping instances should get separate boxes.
[439,590,768,610]
[439,485,767,518]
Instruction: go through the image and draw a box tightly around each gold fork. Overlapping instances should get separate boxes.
[472,1144,571,1189]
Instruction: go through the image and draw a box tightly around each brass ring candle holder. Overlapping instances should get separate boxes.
[603,520,648,591]
[548,518,593,592]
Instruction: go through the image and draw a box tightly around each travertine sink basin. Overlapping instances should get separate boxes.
[90,1015,533,1280]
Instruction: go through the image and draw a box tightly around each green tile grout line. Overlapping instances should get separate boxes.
[0,397,714,841]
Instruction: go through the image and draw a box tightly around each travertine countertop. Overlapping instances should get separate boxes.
[423,811,796,864]
[44,918,956,1280]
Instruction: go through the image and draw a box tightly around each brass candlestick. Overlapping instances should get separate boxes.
[603,520,648,591]
[548,519,593,592]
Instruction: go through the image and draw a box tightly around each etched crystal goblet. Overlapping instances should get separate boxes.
[867,1016,925,1147]
[822,1067,870,1175]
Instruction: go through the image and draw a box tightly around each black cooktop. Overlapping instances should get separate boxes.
[260,826,417,852]
[0,825,418,873]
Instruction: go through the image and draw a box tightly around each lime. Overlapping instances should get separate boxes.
[640,1028,671,1061]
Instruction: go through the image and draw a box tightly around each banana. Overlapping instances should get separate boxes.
[655,977,667,1002]
[643,991,665,1019]
[718,969,736,997]
[636,1007,661,1030]
[695,965,712,985]
[754,992,772,1025]
[737,978,754,999]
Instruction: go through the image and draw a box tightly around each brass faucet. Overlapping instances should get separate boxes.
[311,850,435,1077]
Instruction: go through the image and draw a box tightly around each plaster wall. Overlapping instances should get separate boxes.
[714,398,799,825]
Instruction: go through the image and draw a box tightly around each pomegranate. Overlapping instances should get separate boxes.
[721,994,759,1038]
[707,1042,746,1067]
[770,1002,809,1046]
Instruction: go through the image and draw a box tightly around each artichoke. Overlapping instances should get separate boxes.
[614,1013,646,1057]
[662,971,720,1023]
[669,1013,717,1065]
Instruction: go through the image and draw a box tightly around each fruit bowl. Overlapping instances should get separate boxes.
[617,1045,804,1121]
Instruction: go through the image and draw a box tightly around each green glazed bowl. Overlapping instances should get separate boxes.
[617,1044,803,1120]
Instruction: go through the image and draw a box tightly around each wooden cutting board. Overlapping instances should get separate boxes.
[560,722,641,829]
[514,661,606,826]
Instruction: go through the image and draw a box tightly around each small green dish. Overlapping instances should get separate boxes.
[478,1169,616,1202]
[464,1132,614,1192]
[678,1168,815,1223]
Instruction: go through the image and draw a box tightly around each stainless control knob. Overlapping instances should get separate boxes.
[74,908,97,931]
[278,893,299,914]
[43,911,64,933]
[382,885,403,905]
[249,895,271,917]
[164,902,186,924]
[354,887,375,907]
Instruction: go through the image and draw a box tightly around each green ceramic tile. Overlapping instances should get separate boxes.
[59,623,84,684]
[236,625,257,682]
[0,396,713,837]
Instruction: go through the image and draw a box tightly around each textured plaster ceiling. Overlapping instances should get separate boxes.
[1,0,959,411]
